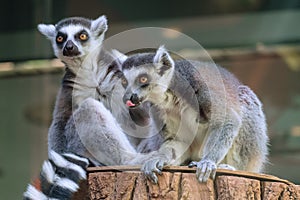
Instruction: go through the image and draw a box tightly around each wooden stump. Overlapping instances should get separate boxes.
[72,166,300,200]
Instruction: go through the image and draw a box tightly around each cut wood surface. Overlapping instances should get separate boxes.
[72,166,300,200]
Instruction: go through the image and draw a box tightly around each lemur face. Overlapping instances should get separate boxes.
[38,16,107,65]
[54,24,90,58]
[116,46,175,108]
[121,66,157,108]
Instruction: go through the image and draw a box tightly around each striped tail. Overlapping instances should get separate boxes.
[23,150,89,200]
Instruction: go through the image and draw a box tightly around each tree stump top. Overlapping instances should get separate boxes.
[73,166,300,200]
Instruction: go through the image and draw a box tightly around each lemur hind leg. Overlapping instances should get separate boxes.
[69,97,139,166]
[220,86,268,173]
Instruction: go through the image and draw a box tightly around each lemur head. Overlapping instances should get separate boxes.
[114,46,175,108]
[37,15,107,66]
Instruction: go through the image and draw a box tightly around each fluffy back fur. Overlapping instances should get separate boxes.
[120,46,268,183]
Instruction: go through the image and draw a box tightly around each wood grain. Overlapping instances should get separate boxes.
[73,166,300,200]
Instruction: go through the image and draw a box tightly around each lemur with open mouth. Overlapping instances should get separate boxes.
[119,46,269,183]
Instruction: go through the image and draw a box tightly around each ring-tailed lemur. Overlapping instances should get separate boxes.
[24,15,113,200]
[118,46,269,183]
[37,15,109,155]
[24,16,160,200]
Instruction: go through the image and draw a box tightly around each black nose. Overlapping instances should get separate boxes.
[63,40,80,57]
[65,40,74,50]
[123,92,140,105]
[130,93,140,104]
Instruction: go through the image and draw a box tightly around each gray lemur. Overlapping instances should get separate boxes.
[24,16,158,200]
[119,46,269,183]
[37,16,153,160]
[24,16,114,200]
[37,15,109,155]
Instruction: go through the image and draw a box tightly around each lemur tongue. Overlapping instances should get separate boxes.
[126,100,136,107]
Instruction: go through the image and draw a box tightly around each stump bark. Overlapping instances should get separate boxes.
[72,166,300,200]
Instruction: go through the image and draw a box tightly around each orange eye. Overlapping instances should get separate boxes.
[56,36,64,43]
[79,33,88,41]
[139,76,148,84]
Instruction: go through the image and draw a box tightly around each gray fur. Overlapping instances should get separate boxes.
[64,98,137,165]
[120,46,269,183]
[39,15,159,163]
[55,17,92,30]
[27,16,160,200]
[37,16,109,154]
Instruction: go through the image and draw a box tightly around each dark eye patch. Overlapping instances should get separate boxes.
[75,30,89,43]
[56,32,67,48]
[136,73,151,88]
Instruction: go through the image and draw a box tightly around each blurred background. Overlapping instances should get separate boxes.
[0,0,300,199]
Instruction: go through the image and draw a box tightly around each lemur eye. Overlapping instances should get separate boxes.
[79,33,88,41]
[139,76,148,84]
[56,36,64,43]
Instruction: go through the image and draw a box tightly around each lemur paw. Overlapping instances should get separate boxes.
[141,158,165,184]
[188,159,217,182]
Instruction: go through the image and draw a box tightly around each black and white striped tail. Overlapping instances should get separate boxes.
[23,150,89,200]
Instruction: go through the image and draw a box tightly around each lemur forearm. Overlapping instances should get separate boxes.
[201,114,241,163]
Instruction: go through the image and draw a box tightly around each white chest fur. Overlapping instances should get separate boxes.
[159,94,209,160]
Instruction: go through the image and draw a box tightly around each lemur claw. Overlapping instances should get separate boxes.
[141,158,165,184]
[189,159,217,182]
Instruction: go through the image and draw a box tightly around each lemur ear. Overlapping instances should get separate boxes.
[111,49,128,64]
[37,24,56,40]
[91,15,108,36]
[153,45,174,76]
